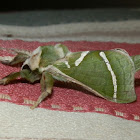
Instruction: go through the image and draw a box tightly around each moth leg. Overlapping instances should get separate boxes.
[0,47,30,65]
[30,71,54,109]
[0,53,30,66]
[0,56,14,65]
[0,68,41,85]
[20,69,41,83]
[0,72,20,85]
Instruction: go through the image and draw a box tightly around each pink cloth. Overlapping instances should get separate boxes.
[0,40,140,122]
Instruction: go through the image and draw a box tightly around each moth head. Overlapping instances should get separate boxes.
[21,46,42,71]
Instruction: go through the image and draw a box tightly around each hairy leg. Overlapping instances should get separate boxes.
[0,47,30,65]
[30,71,54,109]
[0,72,21,85]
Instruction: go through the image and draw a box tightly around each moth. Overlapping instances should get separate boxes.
[0,44,140,109]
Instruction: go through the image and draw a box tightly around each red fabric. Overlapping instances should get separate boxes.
[0,40,140,122]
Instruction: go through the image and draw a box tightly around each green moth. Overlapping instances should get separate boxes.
[0,44,140,109]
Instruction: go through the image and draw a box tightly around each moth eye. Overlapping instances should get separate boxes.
[22,64,30,70]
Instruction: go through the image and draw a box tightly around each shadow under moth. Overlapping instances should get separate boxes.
[0,44,140,109]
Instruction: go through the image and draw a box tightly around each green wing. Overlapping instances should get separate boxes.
[131,54,140,72]
[53,49,136,103]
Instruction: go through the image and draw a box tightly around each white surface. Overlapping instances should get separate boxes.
[0,102,140,140]
[0,20,140,43]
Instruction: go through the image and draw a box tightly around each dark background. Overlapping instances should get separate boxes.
[0,0,140,11]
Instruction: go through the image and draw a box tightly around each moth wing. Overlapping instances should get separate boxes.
[108,49,136,103]
[53,50,136,103]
